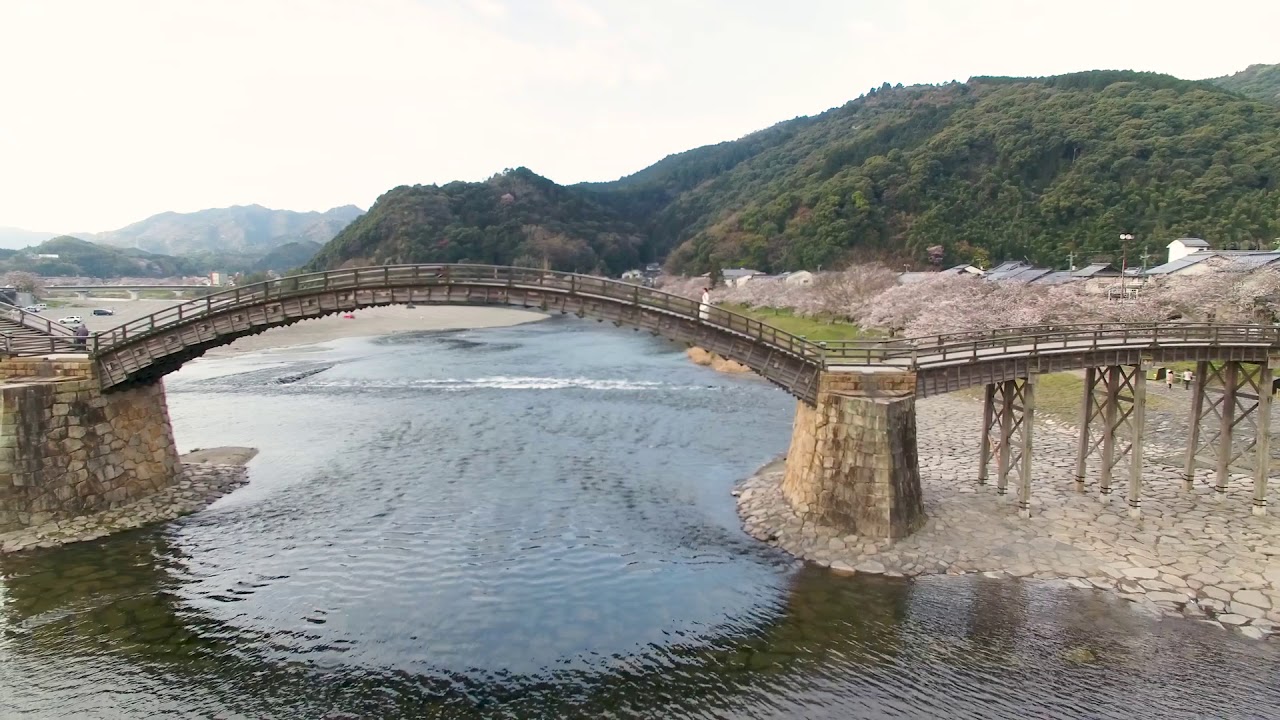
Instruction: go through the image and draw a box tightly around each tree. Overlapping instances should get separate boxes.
[3,271,44,296]
[235,271,271,286]
[926,245,945,266]
[708,261,724,288]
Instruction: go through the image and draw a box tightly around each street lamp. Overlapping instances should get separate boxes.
[1119,233,1135,295]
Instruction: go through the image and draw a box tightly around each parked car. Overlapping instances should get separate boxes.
[22,305,41,313]
[34,303,48,311]
[92,308,115,316]
[57,316,83,326]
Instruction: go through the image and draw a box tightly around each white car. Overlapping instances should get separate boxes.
[22,305,41,313]
[35,303,48,311]
[57,316,83,326]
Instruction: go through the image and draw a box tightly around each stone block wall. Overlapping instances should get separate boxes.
[781,372,925,539]
[0,358,179,532]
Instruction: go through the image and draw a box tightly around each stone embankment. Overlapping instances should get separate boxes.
[737,394,1280,640]
[686,346,751,374]
[0,357,182,533]
[0,448,256,553]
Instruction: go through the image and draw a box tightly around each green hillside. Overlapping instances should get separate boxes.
[311,68,1280,275]
[253,240,322,272]
[1210,63,1280,104]
[0,236,200,278]
[308,168,648,274]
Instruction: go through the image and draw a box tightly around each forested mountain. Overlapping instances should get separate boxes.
[311,67,1280,275]
[253,240,322,272]
[1210,63,1280,104]
[308,169,648,273]
[94,204,363,256]
[0,236,199,278]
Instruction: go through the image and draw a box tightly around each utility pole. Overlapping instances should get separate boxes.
[1067,251,1076,271]
[1119,232,1134,297]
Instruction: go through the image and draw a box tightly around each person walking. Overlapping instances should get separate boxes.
[1165,368,1173,390]
[1182,369,1193,389]
[698,287,711,321]
[73,323,89,350]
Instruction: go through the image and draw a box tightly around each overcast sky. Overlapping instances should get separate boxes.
[2,0,1277,232]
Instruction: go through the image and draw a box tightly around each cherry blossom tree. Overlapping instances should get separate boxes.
[2,271,44,296]
[660,261,1280,338]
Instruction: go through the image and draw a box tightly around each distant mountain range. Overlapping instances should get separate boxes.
[90,204,364,256]
[0,227,58,250]
[0,204,364,274]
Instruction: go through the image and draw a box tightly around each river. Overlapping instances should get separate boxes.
[2,317,1278,718]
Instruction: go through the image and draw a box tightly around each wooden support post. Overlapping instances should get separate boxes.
[1183,360,1208,491]
[1254,361,1273,516]
[1216,361,1239,501]
[1127,365,1147,519]
[1075,367,1095,493]
[978,383,995,486]
[997,380,1014,496]
[1099,366,1119,502]
[1017,374,1036,519]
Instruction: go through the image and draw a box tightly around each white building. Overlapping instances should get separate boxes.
[1145,238,1280,277]
[782,270,814,286]
[1165,237,1211,264]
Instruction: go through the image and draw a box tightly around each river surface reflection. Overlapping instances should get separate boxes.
[2,318,1277,718]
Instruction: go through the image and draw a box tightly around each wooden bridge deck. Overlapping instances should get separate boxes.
[3,265,1279,406]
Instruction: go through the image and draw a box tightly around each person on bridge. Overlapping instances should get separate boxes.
[73,323,88,350]
[699,287,711,321]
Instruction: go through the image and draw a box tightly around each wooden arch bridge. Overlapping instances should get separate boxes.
[2,264,1277,538]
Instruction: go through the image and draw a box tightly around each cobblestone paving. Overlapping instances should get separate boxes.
[738,393,1280,640]
[0,462,248,553]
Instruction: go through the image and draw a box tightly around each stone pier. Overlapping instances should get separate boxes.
[0,356,180,533]
[781,371,925,538]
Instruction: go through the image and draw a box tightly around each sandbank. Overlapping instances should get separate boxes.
[49,297,547,356]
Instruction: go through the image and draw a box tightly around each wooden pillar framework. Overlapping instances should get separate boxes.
[1184,359,1274,509]
[1182,360,1209,491]
[1073,364,1147,514]
[977,375,1036,517]
[978,383,996,486]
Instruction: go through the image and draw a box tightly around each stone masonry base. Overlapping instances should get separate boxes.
[780,372,926,539]
[0,356,180,533]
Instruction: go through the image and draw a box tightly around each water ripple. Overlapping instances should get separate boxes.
[2,322,1279,719]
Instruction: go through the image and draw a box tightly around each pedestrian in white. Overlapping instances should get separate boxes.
[1166,368,1173,390]
[699,287,711,321]
[1182,369,1193,389]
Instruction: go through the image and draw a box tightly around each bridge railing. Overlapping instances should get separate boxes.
[1,301,78,337]
[852,323,1280,367]
[88,264,827,363]
[1,334,89,355]
[67,264,1280,371]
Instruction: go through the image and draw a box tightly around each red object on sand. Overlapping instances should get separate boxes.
[342,313,355,319]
